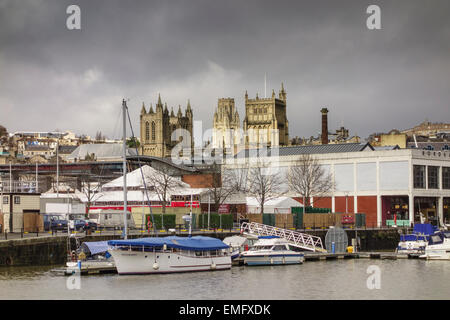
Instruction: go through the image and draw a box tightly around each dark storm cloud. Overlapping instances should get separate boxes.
[0,0,449,141]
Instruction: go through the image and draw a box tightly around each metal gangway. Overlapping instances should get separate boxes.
[240,222,327,252]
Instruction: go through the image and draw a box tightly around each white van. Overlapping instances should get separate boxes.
[88,209,136,229]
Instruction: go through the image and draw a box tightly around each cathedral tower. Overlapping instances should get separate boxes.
[243,83,289,147]
[212,98,241,150]
[140,94,193,158]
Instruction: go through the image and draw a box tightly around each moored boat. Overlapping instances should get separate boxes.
[65,241,115,275]
[396,224,438,254]
[108,236,232,274]
[419,230,450,260]
[241,236,304,266]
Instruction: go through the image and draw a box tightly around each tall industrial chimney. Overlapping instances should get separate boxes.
[321,108,329,145]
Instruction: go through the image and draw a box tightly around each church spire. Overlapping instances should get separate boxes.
[177,105,182,118]
[186,99,192,111]
[149,103,154,113]
[156,93,163,112]
[141,102,147,114]
[279,82,286,101]
[157,93,162,105]
[186,99,192,118]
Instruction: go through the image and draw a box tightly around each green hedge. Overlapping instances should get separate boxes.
[305,206,331,213]
[145,214,176,229]
[198,214,233,229]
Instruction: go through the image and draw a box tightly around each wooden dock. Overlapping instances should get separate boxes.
[304,251,422,261]
[61,261,117,276]
[232,251,424,265]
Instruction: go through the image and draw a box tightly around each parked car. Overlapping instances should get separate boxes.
[44,215,68,231]
[72,219,98,231]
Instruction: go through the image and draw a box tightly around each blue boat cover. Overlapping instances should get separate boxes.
[81,241,109,255]
[107,236,229,251]
[400,235,428,242]
[258,236,280,239]
[412,224,438,235]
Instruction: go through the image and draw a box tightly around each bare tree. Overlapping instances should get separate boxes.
[246,159,285,215]
[286,154,333,207]
[144,168,183,228]
[206,163,239,213]
[79,174,103,218]
[223,166,249,194]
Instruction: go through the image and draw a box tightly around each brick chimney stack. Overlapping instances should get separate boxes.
[321,108,329,145]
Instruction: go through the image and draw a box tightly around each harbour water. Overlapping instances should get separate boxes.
[0,259,449,300]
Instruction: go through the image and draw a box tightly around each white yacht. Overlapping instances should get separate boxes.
[396,224,438,254]
[420,231,450,260]
[108,236,232,275]
[241,236,304,266]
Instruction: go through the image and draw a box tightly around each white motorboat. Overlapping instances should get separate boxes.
[108,236,232,275]
[420,231,450,260]
[222,235,259,259]
[241,236,304,266]
[396,224,438,254]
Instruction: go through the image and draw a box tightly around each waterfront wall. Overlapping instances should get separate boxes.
[0,236,68,266]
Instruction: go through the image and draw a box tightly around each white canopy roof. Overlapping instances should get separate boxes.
[102,165,191,189]
[246,196,302,214]
[91,165,202,203]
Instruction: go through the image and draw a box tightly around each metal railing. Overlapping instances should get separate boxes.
[240,221,326,252]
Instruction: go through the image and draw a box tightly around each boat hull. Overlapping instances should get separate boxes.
[420,249,450,260]
[110,250,232,275]
[243,253,304,266]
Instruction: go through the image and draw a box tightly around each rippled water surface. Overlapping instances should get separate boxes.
[0,259,449,300]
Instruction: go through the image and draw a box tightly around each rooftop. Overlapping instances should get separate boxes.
[235,143,373,158]
[67,143,137,161]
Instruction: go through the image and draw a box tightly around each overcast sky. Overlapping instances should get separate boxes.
[1,0,449,143]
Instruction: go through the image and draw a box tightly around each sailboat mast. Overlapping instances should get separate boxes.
[56,139,59,198]
[122,99,128,239]
[189,193,193,237]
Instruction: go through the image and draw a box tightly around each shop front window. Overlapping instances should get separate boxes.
[444,198,450,225]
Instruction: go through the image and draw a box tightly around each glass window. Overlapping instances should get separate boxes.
[443,167,450,189]
[145,122,150,141]
[14,196,20,204]
[151,122,156,141]
[428,166,439,189]
[413,165,425,189]
[3,196,8,205]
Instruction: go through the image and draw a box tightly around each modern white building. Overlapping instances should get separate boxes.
[223,143,450,228]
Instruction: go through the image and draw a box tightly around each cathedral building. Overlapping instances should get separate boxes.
[243,83,289,147]
[140,94,193,158]
[212,98,241,150]
[212,83,290,152]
